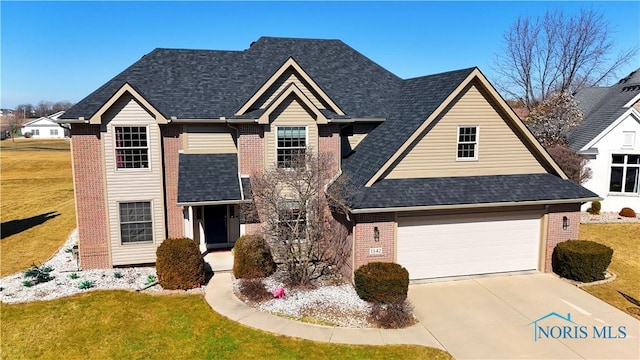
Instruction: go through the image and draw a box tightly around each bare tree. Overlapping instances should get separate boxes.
[52,101,74,113]
[525,91,592,184]
[247,150,351,285]
[525,91,583,147]
[547,144,592,184]
[494,8,637,109]
[36,101,54,117]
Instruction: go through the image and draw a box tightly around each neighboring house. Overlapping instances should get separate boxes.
[569,69,640,212]
[58,37,597,280]
[22,111,67,139]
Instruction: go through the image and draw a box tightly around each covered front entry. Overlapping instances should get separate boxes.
[186,205,241,252]
[397,211,542,280]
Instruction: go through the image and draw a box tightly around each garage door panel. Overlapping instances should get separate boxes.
[397,212,541,280]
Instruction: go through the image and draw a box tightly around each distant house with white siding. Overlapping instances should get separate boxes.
[21,111,67,139]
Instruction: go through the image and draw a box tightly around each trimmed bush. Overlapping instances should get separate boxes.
[552,240,613,282]
[156,238,205,290]
[232,235,276,279]
[619,207,636,218]
[354,262,409,303]
[586,200,601,215]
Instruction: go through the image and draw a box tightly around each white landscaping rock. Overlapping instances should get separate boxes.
[236,273,373,328]
[581,211,640,224]
[0,229,163,304]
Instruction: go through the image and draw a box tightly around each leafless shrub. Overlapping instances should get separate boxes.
[369,300,416,329]
[238,279,272,303]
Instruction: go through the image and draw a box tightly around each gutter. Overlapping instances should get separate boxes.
[176,199,250,207]
[349,197,602,214]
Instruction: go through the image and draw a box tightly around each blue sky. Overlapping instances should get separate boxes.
[1,1,638,109]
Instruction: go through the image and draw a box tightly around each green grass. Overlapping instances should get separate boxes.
[0,291,452,360]
[578,223,640,319]
[0,139,75,276]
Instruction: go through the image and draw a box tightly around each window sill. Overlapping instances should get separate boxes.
[606,192,640,198]
[120,241,154,246]
[455,158,478,162]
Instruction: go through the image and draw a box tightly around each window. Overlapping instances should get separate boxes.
[457,126,478,160]
[609,154,640,193]
[119,202,153,243]
[32,129,40,136]
[115,127,148,169]
[277,126,306,168]
[277,201,306,239]
[50,129,58,136]
[622,132,636,148]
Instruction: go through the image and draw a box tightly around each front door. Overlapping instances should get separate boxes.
[204,205,227,248]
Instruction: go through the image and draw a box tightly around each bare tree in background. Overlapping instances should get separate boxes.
[494,8,637,110]
[248,150,351,285]
[525,91,591,184]
[525,92,583,147]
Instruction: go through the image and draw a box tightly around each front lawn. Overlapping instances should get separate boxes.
[578,223,640,319]
[0,139,75,276]
[0,291,451,360]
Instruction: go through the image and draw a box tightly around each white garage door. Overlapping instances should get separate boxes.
[397,212,541,280]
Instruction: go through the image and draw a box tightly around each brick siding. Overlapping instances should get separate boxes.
[544,203,581,272]
[71,124,111,269]
[318,124,341,176]
[353,213,395,271]
[162,124,183,238]
[238,124,264,176]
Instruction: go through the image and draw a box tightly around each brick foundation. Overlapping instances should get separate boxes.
[162,124,183,238]
[544,203,581,272]
[71,124,111,269]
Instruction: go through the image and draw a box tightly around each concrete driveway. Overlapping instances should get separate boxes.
[409,272,640,359]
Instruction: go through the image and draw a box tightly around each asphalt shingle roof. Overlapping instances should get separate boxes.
[177,153,242,204]
[62,37,402,121]
[350,174,598,209]
[64,36,596,208]
[340,68,476,189]
[568,69,640,151]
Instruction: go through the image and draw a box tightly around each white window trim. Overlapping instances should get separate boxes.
[118,200,155,245]
[113,125,151,171]
[608,152,640,195]
[275,125,308,168]
[456,125,479,161]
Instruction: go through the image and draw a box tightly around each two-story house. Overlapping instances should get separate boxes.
[58,37,597,280]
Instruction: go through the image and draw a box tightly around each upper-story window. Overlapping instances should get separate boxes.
[610,154,640,194]
[457,126,478,160]
[115,126,148,169]
[277,126,306,168]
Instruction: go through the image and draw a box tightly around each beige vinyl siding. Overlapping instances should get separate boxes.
[103,95,166,266]
[257,69,327,110]
[386,83,546,179]
[347,123,378,149]
[184,124,236,153]
[265,96,319,168]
